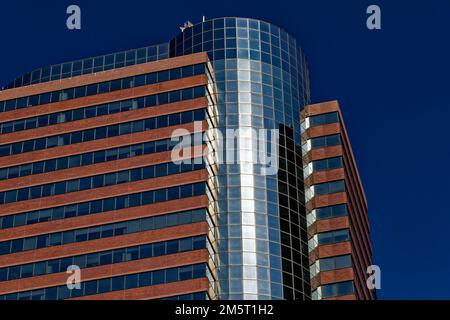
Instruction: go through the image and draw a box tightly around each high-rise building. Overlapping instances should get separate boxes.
[301,101,374,300]
[0,52,219,300]
[0,17,373,300]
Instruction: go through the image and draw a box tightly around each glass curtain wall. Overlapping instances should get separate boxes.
[170,17,311,300]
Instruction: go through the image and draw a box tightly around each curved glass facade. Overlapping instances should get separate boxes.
[169,17,311,300]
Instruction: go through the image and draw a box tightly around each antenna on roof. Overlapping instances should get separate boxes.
[202,15,207,22]
[179,21,194,32]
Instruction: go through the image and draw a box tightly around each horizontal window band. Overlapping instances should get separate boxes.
[0,52,210,102]
[308,112,340,128]
[0,76,208,132]
[0,132,204,181]
[319,280,355,299]
[313,254,352,273]
[0,249,209,295]
[0,195,209,240]
[0,159,204,204]
[0,206,208,256]
[4,44,170,90]
[0,120,207,169]
[72,278,209,301]
[314,180,346,197]
[0,63,207,113]
[0,145,205,192]
[0,103,207,156]
[0,236,208,286]
[0,169,208,217]
[0,262,208,299]
[0,84,210,142]
[0,221,209,268]
[310,134,341,150]
[0,76,208,129]
[314,204,348,220]
[312,156,343,172]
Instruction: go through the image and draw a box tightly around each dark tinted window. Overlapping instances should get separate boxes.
[318,229,350,245]
[309,112,339,127]
[311,134,341,149]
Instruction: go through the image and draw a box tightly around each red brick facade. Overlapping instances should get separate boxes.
[302,100,375,300]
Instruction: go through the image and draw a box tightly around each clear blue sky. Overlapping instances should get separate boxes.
[1,0,449,299]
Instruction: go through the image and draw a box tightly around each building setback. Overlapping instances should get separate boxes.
[0,17,374,300]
